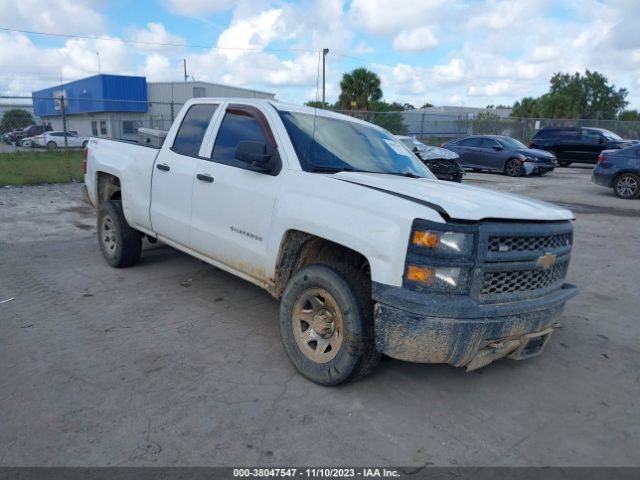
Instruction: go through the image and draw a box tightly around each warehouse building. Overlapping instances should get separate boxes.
[32,74,275,140]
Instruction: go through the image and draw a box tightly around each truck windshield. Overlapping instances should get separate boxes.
[279,111,433,178]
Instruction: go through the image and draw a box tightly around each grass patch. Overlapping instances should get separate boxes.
[0,150,83,186]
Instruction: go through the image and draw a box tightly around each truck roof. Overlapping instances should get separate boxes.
[182,97,383,129]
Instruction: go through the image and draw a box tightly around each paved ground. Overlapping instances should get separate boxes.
[0,166,638,467]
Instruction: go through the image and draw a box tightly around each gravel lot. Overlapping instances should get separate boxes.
[0,166,638,467]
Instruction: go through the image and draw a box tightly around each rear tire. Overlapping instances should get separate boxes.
[504,158,524,177]
[97,200,142,267]
[613,173,640,199]
[46,141,57,150]
[279,263,379,385]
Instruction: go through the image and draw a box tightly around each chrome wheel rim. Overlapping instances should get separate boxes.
[100,215,117,256]
[292,287,344,364]
[616,176,637,197]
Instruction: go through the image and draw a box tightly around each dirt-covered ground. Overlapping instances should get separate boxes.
[0,166,638,466]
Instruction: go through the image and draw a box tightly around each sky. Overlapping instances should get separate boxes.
[0,0,639,110]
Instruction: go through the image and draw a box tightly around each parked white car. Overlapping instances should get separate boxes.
[34,131,89,149]
[18,136,36,147]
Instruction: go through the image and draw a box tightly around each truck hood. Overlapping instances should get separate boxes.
[332,172,574,222]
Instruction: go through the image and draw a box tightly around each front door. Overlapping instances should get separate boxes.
[477,138,505,171]
[150,103,219,247]
[190,105,281,282]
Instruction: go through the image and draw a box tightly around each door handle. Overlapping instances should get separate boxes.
[196,173,214,183]
[156,163,170,171]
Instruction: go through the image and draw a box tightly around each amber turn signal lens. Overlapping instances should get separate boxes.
[412,230,440,248]
[407,265,434,284]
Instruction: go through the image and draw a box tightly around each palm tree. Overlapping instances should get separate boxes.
[338,68,383,110]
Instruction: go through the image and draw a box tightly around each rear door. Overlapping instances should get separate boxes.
[150,103,219,247]
[580,129,604,162]
[190,104,282,282]
[454,137,482,168]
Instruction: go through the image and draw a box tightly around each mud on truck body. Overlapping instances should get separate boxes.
[84,98,577,385]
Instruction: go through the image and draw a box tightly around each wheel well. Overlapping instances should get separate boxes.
[272,230,371,299]
[96,172,121,205]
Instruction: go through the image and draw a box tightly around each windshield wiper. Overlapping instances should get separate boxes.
[308,165,425,178]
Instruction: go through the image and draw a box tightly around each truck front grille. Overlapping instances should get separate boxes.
[480,261,569,295]
[488,232,572,253]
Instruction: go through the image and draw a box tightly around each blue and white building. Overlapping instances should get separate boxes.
[32,74,275,140]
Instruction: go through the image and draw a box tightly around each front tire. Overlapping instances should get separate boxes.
[279,264,379,385]
[614,173,640,199]
[46,141,57,150]
[504,158,524,177]
[97,200,142,267]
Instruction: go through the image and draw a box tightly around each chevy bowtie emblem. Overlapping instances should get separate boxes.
[536,253,557,270]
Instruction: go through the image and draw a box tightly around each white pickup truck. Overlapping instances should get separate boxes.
[84,98,577,385]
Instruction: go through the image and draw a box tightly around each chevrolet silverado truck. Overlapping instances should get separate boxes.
[84,98,577,385]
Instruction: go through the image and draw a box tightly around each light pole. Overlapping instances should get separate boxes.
[322,48,329,108]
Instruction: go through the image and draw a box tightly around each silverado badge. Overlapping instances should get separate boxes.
[536,253,557,270]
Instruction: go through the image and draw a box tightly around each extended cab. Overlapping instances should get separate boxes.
[84,98,577,385]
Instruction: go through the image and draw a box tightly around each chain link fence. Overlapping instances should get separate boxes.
[4,96,640,151]
[1,95,185,152]
[336,109,640,146]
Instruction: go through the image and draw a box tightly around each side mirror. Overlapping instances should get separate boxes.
[598,137,605,144]
[493,144,503,151]
[235,141,276,172]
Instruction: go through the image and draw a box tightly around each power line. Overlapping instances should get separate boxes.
[0,26,317,53]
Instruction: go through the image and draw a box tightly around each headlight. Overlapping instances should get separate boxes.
[406,265,470,291]
[412,230,473,256]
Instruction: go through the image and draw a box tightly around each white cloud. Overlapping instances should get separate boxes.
[467,0,542,30]
[141,54,176,81]
[531,45,562,63]
[392,27,438,52]
[1,0,106,34]
[392,64,428,95]
[130,23,186,52]
[467,81,512,97]
[163,0,235,16]
[349,0,446,36]
[0,32,131,95]
[217,9,289,60]
[432,58,465,84]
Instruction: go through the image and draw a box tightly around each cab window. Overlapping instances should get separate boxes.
[172,104,218,157]
[211,111,270,165]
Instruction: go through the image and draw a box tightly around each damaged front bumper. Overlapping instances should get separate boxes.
[373,282,577,370]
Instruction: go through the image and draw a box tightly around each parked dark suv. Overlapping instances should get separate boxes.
[529,127,637,167]
[13,124,52,145]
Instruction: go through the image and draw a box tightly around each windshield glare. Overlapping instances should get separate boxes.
[599,129,623,141]
[279,111,434,178]
[499,137,527,149]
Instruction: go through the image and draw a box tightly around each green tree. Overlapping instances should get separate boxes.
[420,102,434,109]
[0,109,33,133]
[369,101,407,135]
[619,109,640,121]
[338,67,382,110]
[511,70,628,119]
[304,100,332,109]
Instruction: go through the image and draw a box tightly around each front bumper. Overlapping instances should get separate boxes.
[373,283,577,369]
[523,159,556,175]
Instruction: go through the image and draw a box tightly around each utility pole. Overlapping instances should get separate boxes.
[96,52,101,74]
[322,48,329,108]
[184,59,187,82]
